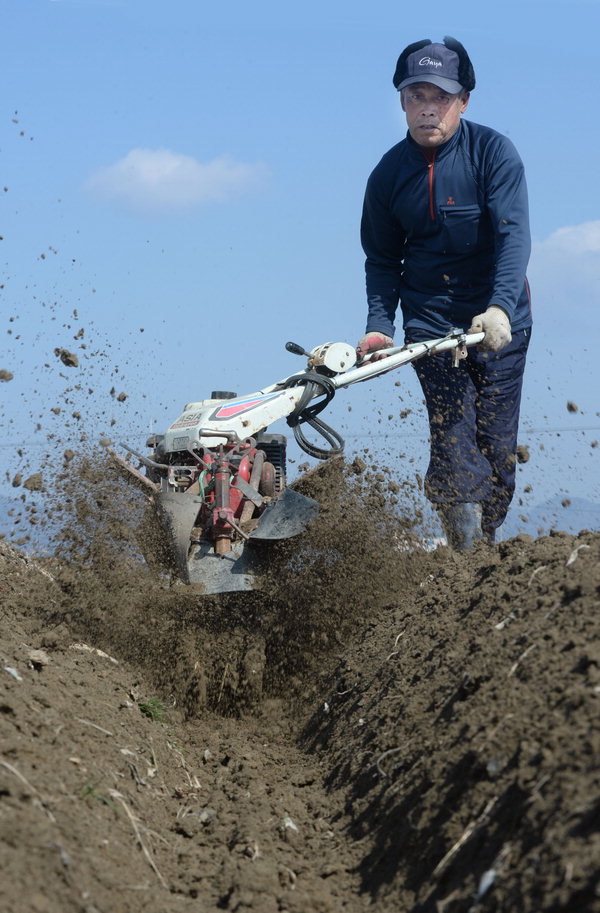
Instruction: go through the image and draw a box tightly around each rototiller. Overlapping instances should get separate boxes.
[111,330,483,594]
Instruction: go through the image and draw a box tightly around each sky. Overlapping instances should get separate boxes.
[1,0,600,540]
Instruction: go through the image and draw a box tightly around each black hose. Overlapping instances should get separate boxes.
[281,372,345,460]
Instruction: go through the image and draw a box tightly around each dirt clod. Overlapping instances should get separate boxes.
[22,472,44,492]
[54,347,79,367]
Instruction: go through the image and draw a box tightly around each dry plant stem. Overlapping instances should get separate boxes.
[76,717,114,736]
[0,760,56,822]
[566,544,590,566]
[147,738,158,773]
[127,763,146,788]
[109,790,168,889]
[216,661,231,705]
[376,742,411,778]
[495,613,516,630]
[507,643,537,678]
[386,630,406,660]
[433,797,498,879]
[169,744,200,788]
[69,642,119,664]
[281,864,296,885]
[543,600,561,621]
[527,566,547,587]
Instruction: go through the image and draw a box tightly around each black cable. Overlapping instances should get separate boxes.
[281,372,345,460]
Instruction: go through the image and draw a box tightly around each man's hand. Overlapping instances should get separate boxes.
[356,331,393,362]
[468,306,512,352]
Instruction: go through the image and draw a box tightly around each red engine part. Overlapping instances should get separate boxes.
[200,444,266,555]
[259,460,276,498]
[213,457,234,555]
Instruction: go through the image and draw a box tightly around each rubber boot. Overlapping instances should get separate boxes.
[439,502,483,551]
[482,523,496,544]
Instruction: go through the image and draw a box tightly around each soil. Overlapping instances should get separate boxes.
[2,458,600,913]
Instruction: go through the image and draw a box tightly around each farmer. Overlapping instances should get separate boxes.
[357,36,532,549]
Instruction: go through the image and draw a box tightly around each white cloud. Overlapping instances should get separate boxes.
[529,221,600,330]
[534,220,600,255]
[86,148,268,216]
[525,221,600,423]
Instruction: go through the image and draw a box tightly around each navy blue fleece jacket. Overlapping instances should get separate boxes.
[361,118,532,342]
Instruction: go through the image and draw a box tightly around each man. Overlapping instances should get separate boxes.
[357,36,532,549]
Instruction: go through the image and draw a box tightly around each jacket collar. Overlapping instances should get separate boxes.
[405,119,464,161]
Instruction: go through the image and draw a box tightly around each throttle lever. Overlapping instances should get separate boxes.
[285,341,311,357]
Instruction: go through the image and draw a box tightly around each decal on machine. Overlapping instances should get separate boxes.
[209,392,283,420]
[169,411,204,431]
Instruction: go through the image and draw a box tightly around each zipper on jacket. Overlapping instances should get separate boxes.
[427,150,437,221]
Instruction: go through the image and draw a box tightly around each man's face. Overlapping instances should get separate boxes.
[401,82,470,148]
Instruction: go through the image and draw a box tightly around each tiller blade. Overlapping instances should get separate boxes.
[250,488,319,541]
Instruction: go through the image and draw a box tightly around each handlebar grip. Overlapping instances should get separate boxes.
[285,341,309,356]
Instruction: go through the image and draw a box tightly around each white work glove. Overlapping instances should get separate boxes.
[356,331,393,362]
[468,306,512,353]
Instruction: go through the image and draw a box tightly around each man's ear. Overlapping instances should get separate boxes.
[400,90,407,112]
[460,91,470,114]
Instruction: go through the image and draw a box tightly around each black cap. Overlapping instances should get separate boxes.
[393,36,476,94]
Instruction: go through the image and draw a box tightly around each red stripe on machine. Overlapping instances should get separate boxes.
[211,393,280,420]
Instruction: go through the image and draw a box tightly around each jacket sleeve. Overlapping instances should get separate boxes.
[360,168,406,338]
[484,136,531,320]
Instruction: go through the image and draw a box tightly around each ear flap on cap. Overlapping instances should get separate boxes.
[392,39,432,89]
[443,35,476,91]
